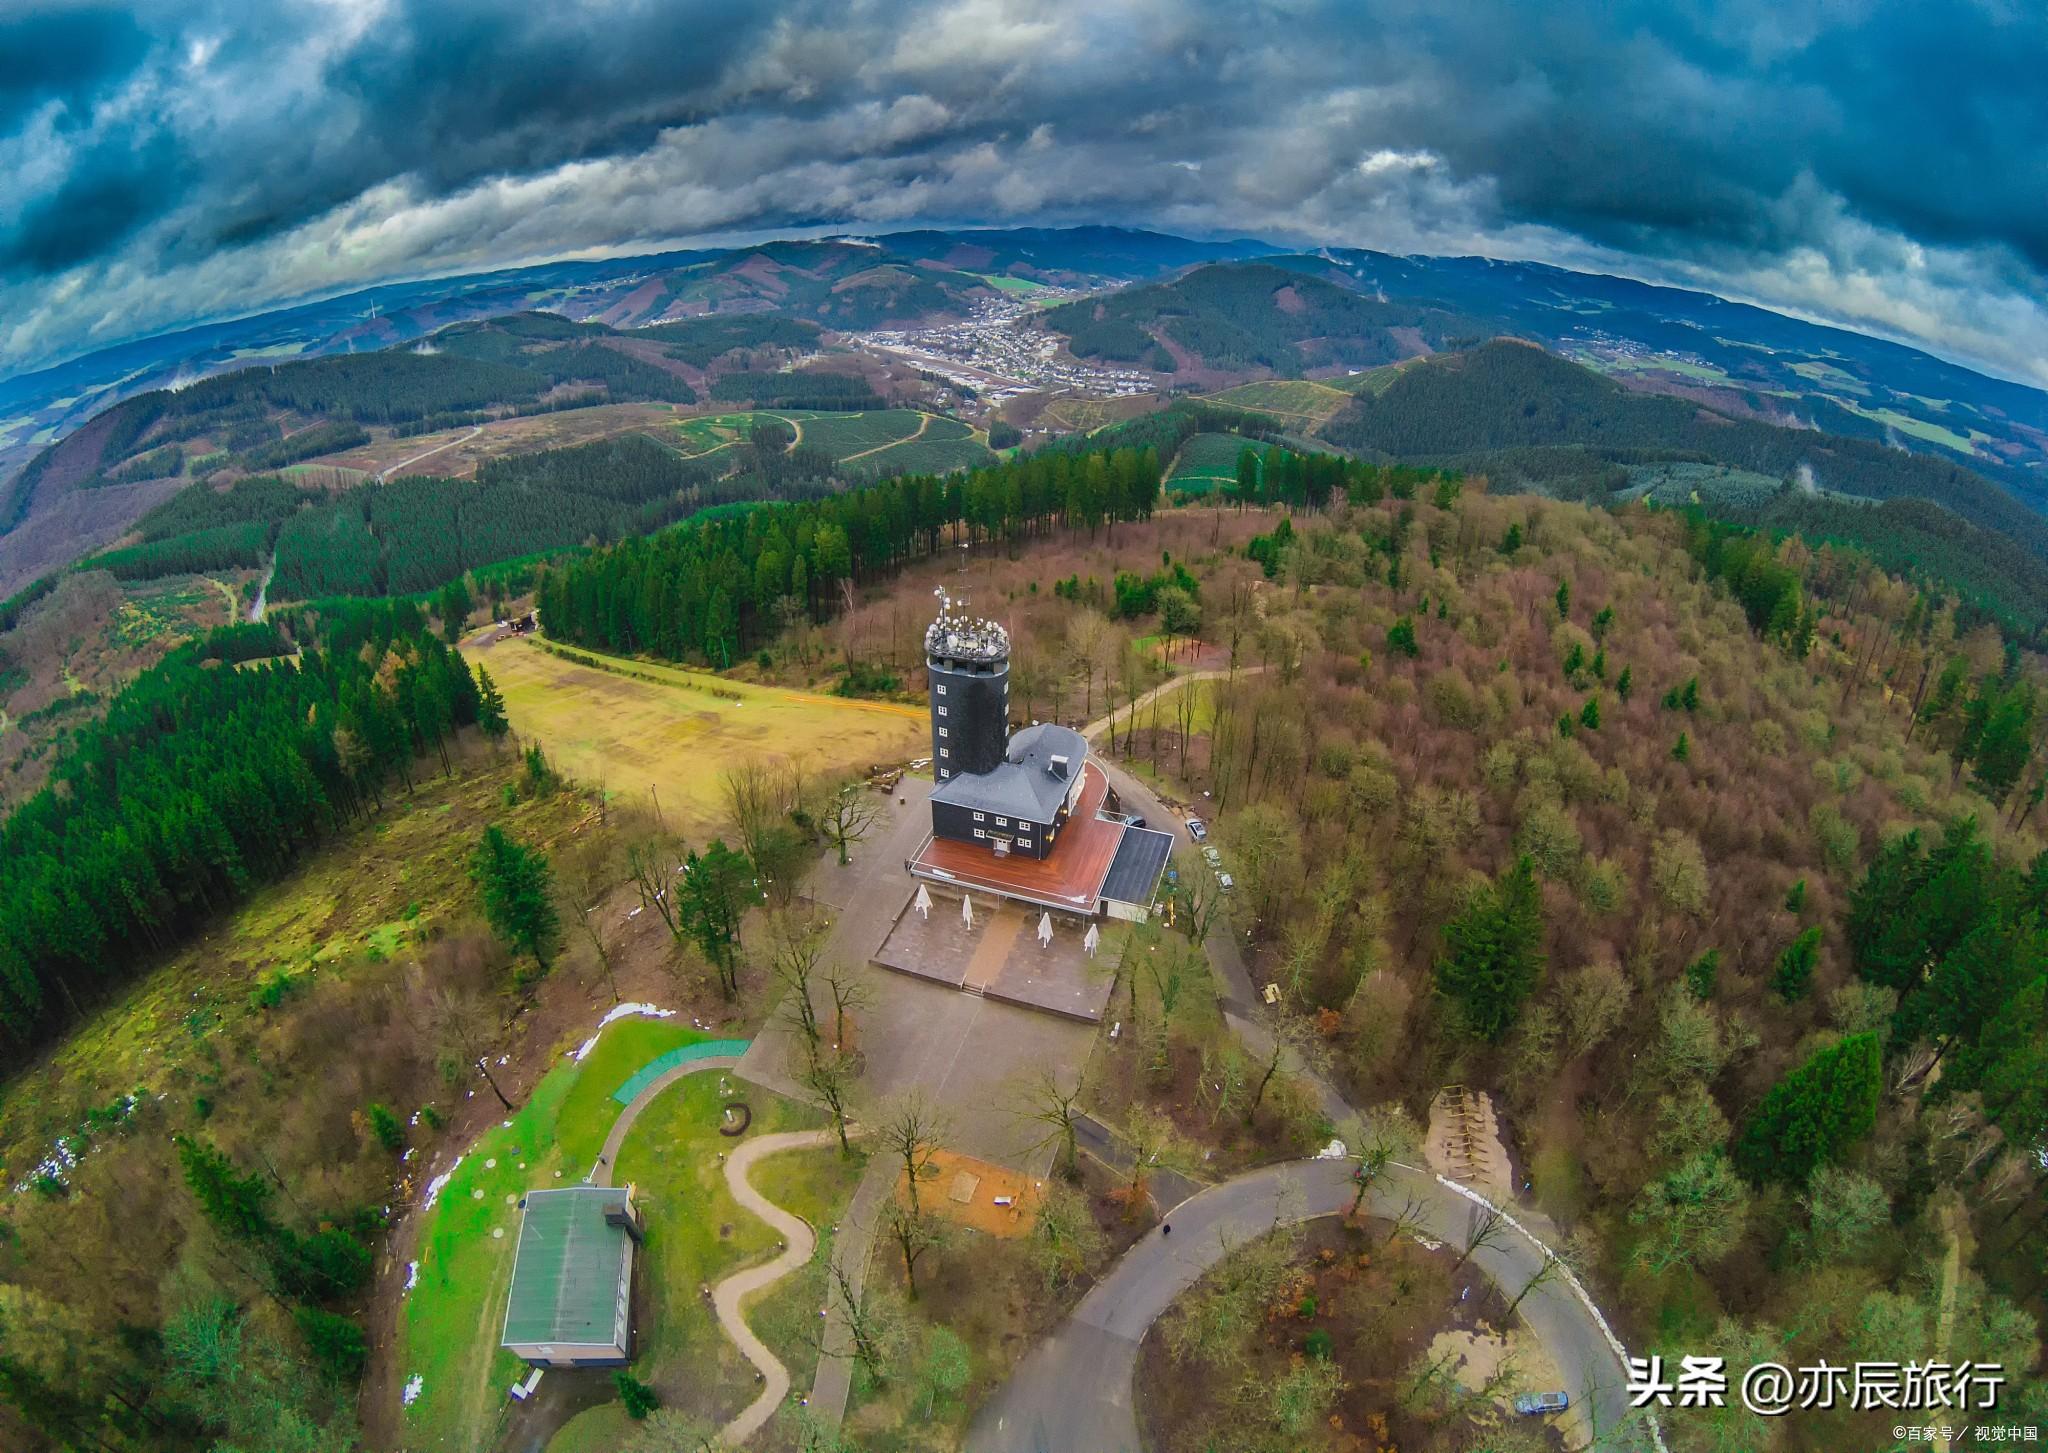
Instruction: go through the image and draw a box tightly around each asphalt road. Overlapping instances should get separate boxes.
[966,1156,1650,1453]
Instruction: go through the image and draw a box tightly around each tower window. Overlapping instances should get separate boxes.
[940,747,950,758]
[972,812,985,822]
[937,727,948,738]
[937,706,947,717]
[936,684,947,695]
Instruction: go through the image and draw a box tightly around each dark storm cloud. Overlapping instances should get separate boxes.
[0,7,149,130]
[2,0,2045,384]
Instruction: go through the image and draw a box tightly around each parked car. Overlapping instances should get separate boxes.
[1201,846,1223,869]
[1513,1391,1570,1416]
[1216,872,1235,893]
[1185,817,1208,841]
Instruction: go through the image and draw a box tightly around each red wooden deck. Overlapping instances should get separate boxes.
[909,762,1123,911]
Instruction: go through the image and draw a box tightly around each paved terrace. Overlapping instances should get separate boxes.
[873,888,1115,1022]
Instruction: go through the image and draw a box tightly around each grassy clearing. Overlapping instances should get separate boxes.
[460,635,924,837]
[1326,359,1422,396]
[1202,379,1352,427]
[1166,432,1253,494]
[0,753,588,1171]
[974,274,1047,295]
[666,409,989,472]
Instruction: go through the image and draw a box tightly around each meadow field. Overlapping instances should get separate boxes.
[1201,377,1353,428]
[669,408,991,473]
[463,635,926,835]
[1164,431,1251,494]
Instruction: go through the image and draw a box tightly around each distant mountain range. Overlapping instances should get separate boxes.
[6,224,2048,619]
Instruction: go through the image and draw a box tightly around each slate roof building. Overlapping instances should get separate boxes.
[910,594,1167,919]
[500,1185,642,1368]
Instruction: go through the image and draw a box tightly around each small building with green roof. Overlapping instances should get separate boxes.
[500,1184,643,1367]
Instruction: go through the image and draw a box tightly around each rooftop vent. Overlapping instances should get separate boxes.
[1049,754,1070,780]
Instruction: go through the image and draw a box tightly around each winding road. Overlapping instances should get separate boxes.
[966,1157,1651,1453]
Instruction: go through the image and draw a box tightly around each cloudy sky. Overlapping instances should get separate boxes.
[3,0,2046,386]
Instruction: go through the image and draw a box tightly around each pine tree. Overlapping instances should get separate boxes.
[1500,523,1522,553]
[1735,1033,1881,1185]
[175,1136,274,1240]
[1672,732,1690,762]
[1386,616,1418,658]
[470,826,559,970]
[1784,878,1807,914]
[1681,676,1701,711]
[1772,925,1822,1002]
[1434,855,1546,1041]
[1579,696,1601,731]
[1555,579,1571,620]
[1616,664,1633,701]
[677,840,755,999]
[474,666,509,740]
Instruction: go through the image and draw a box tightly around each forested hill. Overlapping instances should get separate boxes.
[1041,261,1478,374]
[0,608,482,1047]
[1321,341,2048,591]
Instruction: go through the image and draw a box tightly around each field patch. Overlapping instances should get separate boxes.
[461,636,924,835]
[669,408,991,473]
[1202,378,1352,427]
[1166,432,1255,494]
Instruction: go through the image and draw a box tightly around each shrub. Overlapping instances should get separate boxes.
[295,1307,367,1382]
[1304,1328,1335,1360]
[616,1370,660,1418]
[366,1103,405,1154]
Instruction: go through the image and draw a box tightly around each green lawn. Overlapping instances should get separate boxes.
[1165,432,1253,494]
[398,1018,713,1452]
[536,1078,853,1452]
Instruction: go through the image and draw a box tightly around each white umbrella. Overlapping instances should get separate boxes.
[914,883,933,920]
[1037,911,1053,947]
[961,893,975,927]
[1083,922,1101,957]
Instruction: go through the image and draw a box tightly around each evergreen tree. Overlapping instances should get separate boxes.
[677,840,755,999]
[1385,616,1418,659]
[1434,855,1546,1041]
[1784,878,1808,914]
[474,666,509,740]
[1772,925,1822,1002]
[1617,664,1633,701]
[1555,579,1571,620]
[470,825,559,970]
[1500,523,1522,553]
[1579,696,1601,731]
[1681,676,1701,711]
[1672,732,1691,762]
[1735,1033,1881,1184]
[175,1136,275,1240]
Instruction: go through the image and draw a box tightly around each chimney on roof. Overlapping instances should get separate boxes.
[1049,754,1069,780]
[603,1200,645,1244]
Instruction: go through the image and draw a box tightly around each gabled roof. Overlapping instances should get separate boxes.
[930,722,1088,823]
[501,1186,632,1348]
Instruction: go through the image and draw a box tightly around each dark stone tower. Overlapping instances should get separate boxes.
[925,593,1009,783]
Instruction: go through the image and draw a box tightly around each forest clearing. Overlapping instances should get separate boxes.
[461,634,925,836]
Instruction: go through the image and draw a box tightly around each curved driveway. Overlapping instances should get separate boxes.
[967,1157,1652,1453]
